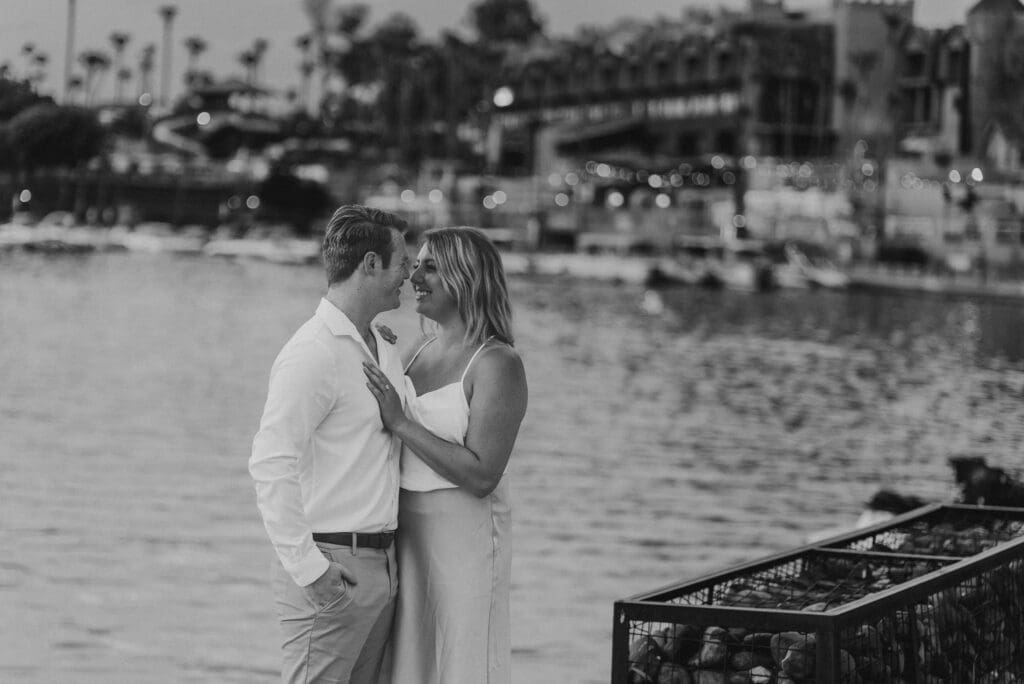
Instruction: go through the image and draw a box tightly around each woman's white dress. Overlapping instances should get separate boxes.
[388,340,512,684]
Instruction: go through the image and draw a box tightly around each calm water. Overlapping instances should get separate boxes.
[2,251,1024,683]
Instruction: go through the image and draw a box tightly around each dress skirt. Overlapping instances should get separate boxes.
[388,478,512,684]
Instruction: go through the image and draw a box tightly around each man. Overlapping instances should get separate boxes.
[250,205,410,684]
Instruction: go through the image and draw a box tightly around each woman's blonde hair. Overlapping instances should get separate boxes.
[421,226,514,346]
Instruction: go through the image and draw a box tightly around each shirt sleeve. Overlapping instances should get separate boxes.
[249,338,336,586]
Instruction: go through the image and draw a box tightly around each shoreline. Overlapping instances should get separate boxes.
[845,264,1024,302]
[5,222,1024,301]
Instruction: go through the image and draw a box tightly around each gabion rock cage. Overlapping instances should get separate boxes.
[611,504,1024,683]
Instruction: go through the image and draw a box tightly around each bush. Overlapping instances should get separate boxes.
[7,104,106,170]
[0,77,52,123]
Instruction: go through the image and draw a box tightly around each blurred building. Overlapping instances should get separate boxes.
[890,23,969,161]
[966,0,1024,173]
[485,0,1019,177]
[491,3,833,173]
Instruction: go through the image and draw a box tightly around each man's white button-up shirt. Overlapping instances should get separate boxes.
[250,298,404,586]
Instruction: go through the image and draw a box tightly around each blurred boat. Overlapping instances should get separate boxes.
[653,236,727,288]
[0,215,216,255]
[0,222,98,254]
[652,236,773,291]
[718,240,775,292]
[1,214,107,253]
[500,251,654,285]
[765,239,849,290]
[110,223,208,254]
[202,237,320,265]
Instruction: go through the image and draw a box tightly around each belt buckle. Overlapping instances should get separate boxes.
[350,532,358,555]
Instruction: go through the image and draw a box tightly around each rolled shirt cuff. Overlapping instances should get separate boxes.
[287,548,331,587]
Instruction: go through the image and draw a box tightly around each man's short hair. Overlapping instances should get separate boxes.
[322,205,407,285]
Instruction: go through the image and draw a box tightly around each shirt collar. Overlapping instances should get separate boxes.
[315,298,362,339]
[315,298,391,362]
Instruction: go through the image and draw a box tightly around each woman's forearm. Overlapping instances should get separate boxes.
[392,416,500,497]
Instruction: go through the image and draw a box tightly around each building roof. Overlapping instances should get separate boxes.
[968,0,1024,15]
[191,78,269,97]
[554,117,646,148]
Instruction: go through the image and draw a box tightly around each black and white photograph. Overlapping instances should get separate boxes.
[2,0,1024,682]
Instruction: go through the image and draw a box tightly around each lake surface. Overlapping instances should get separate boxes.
[2,251,1023,683]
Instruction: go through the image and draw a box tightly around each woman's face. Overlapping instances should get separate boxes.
[411,243,458,321]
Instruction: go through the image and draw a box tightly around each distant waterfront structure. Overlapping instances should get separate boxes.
[8,0,1024,247]
[493,4,834,173]
[831,0,914,161]
[481,0,1017,178]
[966,0,1024,173]
[834,0,973,162]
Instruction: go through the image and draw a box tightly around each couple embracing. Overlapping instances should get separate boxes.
[249,205,528,684]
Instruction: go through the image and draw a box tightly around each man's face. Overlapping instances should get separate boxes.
[376,230,410,312]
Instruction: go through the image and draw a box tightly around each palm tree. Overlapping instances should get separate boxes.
[78,49,111,105]
[138,43,156,100]
[185,69,213,90]
[67,74,84,104]
[238,49,259,86]
[21,42,36,80]
[296,33,314,110]
[252,38,269,85]
[183,35,208,88]
[109,31,131,102]
[31,53,49,91]
[158,5,178,106]
[304,1,368,103]
[64,0,77,102]
[117,67,132,100]
[299,59,315,111]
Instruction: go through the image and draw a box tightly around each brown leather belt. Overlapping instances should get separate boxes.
[313,531,395,549]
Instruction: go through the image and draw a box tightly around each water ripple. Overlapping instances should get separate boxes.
[3,253,1024,683]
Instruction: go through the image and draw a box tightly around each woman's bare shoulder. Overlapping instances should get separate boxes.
[472,343,525,383]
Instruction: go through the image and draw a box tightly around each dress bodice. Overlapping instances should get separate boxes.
[399,338,492,491]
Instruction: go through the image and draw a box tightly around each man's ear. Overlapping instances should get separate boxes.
[361,250,379,275]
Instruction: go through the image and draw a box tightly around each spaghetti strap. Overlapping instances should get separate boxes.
[405,337,436,372]
[459,336,496,384]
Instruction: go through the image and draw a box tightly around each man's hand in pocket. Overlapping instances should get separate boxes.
[305,561,358,606]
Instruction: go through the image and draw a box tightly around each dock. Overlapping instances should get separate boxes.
[847,264,1024,301]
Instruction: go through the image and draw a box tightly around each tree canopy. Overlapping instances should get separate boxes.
[0,77,52,122]
[0,77,55,170]
[468,0,544,44]
[7,104,106,170]
[370,12,419,54]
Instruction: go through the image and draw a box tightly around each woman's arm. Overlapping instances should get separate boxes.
[363,348,528,498]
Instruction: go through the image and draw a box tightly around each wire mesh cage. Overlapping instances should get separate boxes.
[612,505,1024,683]
[837,557,1024,683]
[823,504,1024,558]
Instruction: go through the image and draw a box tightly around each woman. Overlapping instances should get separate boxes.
[362,226,528,684]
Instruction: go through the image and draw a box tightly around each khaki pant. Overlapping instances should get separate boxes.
[272,542,398,684]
